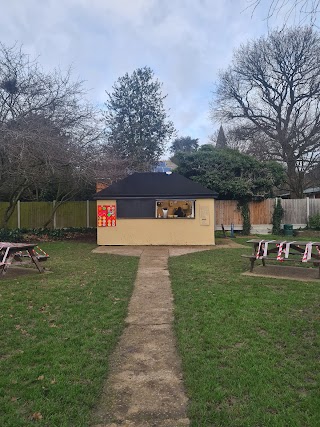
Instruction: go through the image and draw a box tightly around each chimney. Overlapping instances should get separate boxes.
[96,180,109,192]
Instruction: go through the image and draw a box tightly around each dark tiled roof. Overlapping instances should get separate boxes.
[304,187,320,194]
[93,172,218,199]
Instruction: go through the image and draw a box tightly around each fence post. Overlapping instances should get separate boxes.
[86,200,90,228]
[17,200,21,229]
[53,201,57,229]
[306,197,310,225]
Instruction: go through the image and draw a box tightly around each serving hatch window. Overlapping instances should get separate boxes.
[156,200,195,219]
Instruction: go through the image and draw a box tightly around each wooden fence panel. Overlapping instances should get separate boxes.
[89,201,97,227]
[20,202,53,229]
[309,199,320,218]
[250,199,273,224]
[0,203,18,228]
[56,201,88,228]
[281,199,308,224]
[0,201,97,229]
[215,199,274,226]
[2,198,320,230]
[215,200,242,225]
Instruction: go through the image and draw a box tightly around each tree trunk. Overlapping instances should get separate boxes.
[1,187,26,229]
[1,201,17,229]
[286,158,305,198]
[43,201,63,228]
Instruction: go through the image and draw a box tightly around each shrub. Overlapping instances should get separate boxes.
[0,227,96,242]
[0,228,24,242]
[308,213,320,229]
[272,199,284,234]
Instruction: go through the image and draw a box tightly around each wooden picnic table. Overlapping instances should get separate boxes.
[243,239,320,278]
[0,242,47,276]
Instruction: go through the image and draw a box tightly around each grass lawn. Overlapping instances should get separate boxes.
[169,246,320,427]
[0,242,139,427]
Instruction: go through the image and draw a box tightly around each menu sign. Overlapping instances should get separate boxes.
[97,205,116,227]
[199,206,210,226]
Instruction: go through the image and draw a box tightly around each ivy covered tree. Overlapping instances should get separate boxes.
[104,67,175,171]
[176,145,284,201]
[176,145,284,234]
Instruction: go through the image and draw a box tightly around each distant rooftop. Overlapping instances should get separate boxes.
[279,187,320,197]
[153,160,177,173]
[304,187,320,194]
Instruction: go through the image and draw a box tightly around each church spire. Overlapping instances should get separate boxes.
[216,125,227,148]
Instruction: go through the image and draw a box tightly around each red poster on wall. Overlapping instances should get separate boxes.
[97,205,116,227]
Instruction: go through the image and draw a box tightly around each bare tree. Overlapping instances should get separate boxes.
[225,124,278,160]
[93,146,139,185]
[0,43,102,227]
[248,0,320,25]
[213,26,320,198]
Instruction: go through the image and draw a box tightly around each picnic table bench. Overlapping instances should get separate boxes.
[242,239,320,278]
[0,242,49,276]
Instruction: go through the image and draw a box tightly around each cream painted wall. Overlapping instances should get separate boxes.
[97,199,215,246]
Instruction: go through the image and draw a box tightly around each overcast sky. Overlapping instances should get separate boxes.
[0,0,316,151]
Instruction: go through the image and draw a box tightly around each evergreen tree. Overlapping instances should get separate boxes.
[170,136,199,154]
[104,67,175,170]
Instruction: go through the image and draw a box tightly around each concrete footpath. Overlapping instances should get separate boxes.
[91,247,190,427]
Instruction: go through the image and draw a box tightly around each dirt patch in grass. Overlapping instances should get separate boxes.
[0,267,52,279]
[242,264,320,282]
[295,230,320,238]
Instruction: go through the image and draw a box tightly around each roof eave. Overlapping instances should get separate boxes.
[93,194,218,200]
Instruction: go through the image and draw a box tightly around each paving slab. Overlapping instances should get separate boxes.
[91,247,189,426]
[168,241,245,256]
[92,246,144,257]
[91,242,249,425]
[92,241,246,258]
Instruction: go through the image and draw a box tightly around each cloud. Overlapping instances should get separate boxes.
[0,0,280,146]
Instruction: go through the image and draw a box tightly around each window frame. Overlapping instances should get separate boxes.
[155,199,195,219]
